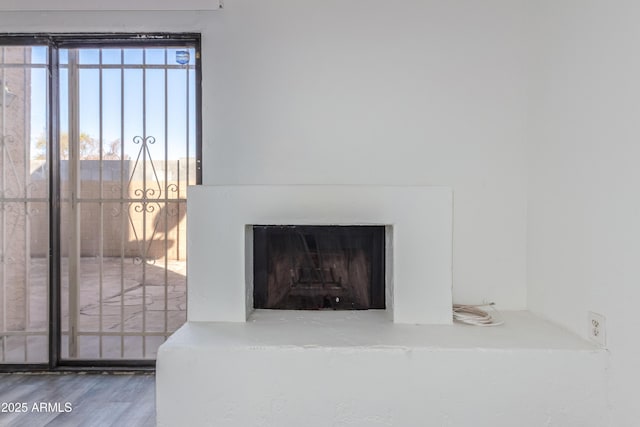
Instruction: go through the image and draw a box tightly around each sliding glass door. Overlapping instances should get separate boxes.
[0,35,200,367]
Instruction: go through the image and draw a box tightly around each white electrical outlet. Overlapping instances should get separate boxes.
[588,311,606,347]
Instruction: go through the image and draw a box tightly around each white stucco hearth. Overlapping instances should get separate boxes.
[156,185,607,426]
[157,311,607,427]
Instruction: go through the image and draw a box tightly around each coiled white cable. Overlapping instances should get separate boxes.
[453,302,504,326]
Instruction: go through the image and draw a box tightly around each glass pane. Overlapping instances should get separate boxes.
[0,45,49,364]
[101,69,124,197]
[79,49,100,65]
[79,68,101,199]
[123,68,143,160]
[59,49,68,65]
[144,49,165,65]
[101,49,122,65]
[31,46,48,65]
[1,45,28,64]
[61,46,192,360]
[123,49,143,65]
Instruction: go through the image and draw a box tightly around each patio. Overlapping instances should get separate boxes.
[1,257,186,363]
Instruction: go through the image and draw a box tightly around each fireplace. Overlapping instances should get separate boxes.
[253,225,385,310]
[158,184,604,427]
[158,185,457,426]
[181,185,452,323]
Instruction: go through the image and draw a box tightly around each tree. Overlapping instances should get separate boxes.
[34,132,128,160]
[103,138,125,160]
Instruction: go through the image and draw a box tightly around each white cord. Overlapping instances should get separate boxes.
[453,302,504,326]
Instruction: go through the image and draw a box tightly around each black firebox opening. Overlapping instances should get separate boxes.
[253,225,385,310]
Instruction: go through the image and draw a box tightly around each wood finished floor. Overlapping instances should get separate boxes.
[0,373,155,427]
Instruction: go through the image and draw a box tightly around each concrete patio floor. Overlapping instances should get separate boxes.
[1,257,186,363]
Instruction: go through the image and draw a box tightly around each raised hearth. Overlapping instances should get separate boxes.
[157,185,606,427]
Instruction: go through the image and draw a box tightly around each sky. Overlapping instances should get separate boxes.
[29,46,196,162]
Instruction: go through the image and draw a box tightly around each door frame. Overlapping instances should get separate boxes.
[0,33,202,372]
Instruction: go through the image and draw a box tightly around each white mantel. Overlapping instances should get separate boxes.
[186,185,453,324]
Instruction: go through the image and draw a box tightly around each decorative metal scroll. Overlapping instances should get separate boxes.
[124,135,180,265]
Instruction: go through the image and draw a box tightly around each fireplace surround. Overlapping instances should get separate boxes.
[185,185,454,324]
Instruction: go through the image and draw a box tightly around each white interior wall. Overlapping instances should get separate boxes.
[207,0,530,308]
[527,2,640,425]
[0,0,531,309]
